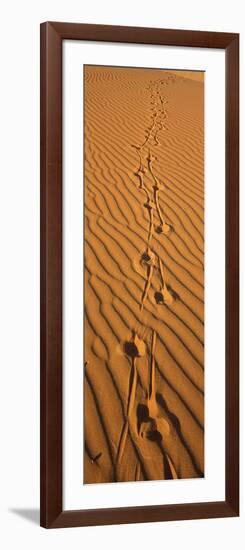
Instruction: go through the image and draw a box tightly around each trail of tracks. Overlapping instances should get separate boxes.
[132,80,177,312]
[117,78,183,470]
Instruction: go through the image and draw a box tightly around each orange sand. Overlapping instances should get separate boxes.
[84,66,204,483]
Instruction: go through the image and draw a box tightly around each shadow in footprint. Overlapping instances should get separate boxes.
[141,251,155,267]
[124,334,146,359]
[154,291,164,305]
[166,284,180,301]
[141,252,151,263]
[137,403,163,443]
[124,341,139,358]
[146,429,162,443]
[137,403,149,434]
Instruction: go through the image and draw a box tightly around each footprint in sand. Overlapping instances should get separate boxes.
[154,284,176,306]
[143,200,154,211]
[155,257,179,306]
[137,330,170,442]
[135,166,147,176]
[141,250,156,267]
[124,332,146,359]
[117,332,146,464]
[155,222,173,235]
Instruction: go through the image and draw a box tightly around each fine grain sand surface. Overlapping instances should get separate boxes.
[84,66,204,484]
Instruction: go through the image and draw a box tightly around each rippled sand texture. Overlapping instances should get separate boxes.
[84,66,204,484]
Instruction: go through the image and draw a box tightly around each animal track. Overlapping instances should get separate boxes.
[131,80,177,312]
[137,330,170,442]
[117,77,180,475]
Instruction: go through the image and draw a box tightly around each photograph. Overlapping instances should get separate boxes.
[84,65,204,484]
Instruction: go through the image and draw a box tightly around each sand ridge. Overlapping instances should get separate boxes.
[84,66,204,483]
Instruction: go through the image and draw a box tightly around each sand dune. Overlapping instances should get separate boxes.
[84,66,204,483]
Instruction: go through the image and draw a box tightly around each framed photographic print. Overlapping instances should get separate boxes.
[40,22,239,528]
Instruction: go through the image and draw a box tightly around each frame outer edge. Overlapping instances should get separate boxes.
[48,21,238,49]
[40,21,47,529]
[225,34,239,516]
[48,501,237,529]
[40,22,240,528]
[40,22,63,528]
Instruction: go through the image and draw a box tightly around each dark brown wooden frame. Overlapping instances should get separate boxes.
[40,21,239,528]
